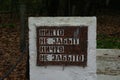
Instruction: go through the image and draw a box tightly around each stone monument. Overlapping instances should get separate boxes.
[29,17,96,80]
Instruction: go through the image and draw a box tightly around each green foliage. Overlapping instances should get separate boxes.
[0,0,11,11]
[97,34,120,49]
[1,23,16,28]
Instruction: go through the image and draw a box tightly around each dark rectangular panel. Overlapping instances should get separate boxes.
[36,26,88,66]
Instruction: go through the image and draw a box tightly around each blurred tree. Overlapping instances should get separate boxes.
[46,0,59,16]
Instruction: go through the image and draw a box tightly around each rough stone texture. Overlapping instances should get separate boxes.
[97,49,120,80]
[29,17,96,80]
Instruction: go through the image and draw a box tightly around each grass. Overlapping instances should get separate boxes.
[97,34,120,49]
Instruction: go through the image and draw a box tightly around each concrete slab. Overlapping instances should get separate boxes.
[97,49,120,80]
[29,17,96,80]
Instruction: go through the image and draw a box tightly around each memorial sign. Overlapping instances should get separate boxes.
[29,17,96,80]
[36,26,88,66]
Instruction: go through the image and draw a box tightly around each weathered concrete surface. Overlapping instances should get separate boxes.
[29,17,120,80]
[97,49,120,80]
[29,17,96,80]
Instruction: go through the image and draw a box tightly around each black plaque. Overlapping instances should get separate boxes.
[36,26,88,66]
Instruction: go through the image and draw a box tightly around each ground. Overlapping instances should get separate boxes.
[0,14,120,80]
